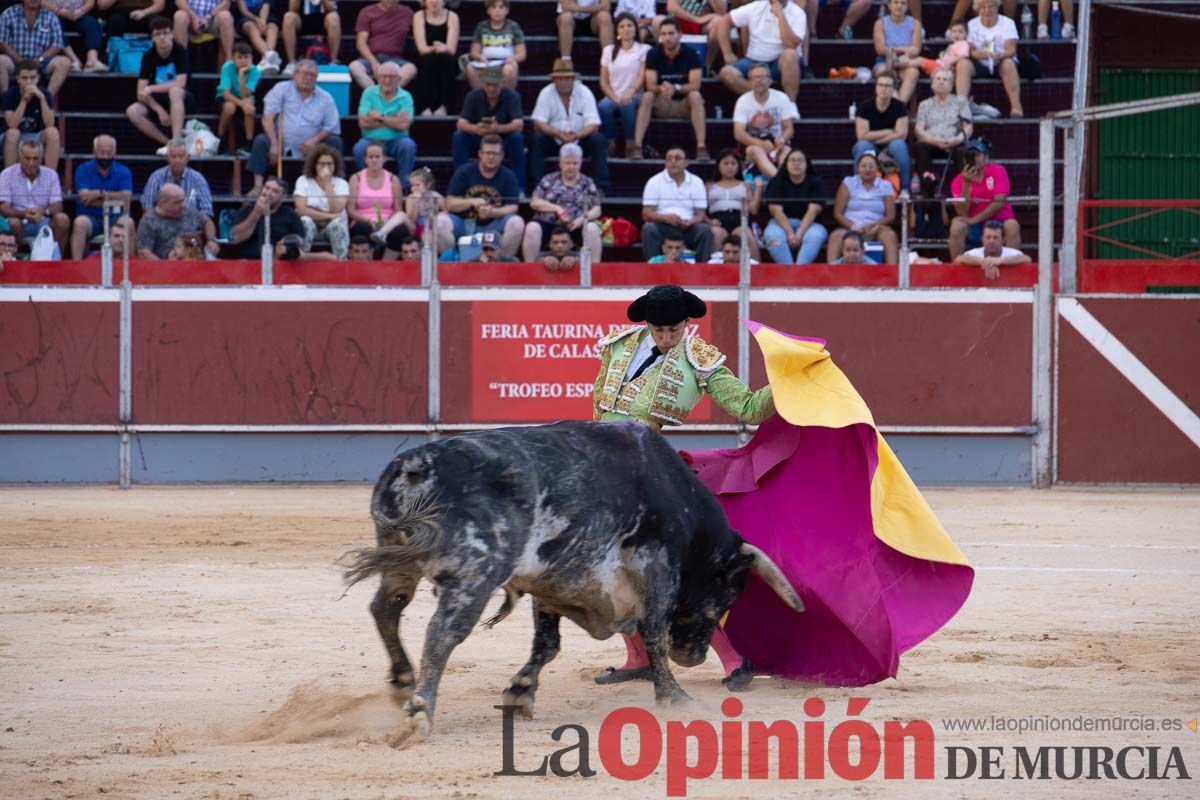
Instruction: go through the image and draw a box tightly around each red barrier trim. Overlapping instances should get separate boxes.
[1078,261,1200,294]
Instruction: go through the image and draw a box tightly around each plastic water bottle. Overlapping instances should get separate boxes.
[1050,1,1063,39]
[1020,1,1033,39]
[848,101,857,120]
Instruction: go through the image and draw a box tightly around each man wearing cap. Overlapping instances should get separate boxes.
[453,66,526,182]
[438,229,518,262]
[948,137,1020,259]
[592,283,774,687]
[529,59,609,192]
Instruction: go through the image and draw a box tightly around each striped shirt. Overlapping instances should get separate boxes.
[141,166,214,217]
[0,6,66,59]
[0,164,62,213]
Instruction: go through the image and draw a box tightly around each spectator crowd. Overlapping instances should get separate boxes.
[0,0,1050,278]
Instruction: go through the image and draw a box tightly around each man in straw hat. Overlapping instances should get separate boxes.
[529,58,609,192]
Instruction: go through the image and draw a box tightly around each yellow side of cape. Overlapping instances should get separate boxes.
[752,324,971,568]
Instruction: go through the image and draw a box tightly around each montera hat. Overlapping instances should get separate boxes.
[627,284,707,326]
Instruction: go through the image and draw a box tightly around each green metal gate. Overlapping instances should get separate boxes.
[1095,69,1200,259]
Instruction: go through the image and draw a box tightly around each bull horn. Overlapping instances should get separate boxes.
[740,543,805,613]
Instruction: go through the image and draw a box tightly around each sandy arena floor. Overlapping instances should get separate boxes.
[1,486,1197,799]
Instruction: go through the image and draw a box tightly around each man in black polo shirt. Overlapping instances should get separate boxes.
[631,17,708,161]
[229,177,307,259]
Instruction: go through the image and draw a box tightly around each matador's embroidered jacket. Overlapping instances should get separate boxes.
[592,324,775,429]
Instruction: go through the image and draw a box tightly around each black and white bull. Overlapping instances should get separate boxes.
[342,420,803,747]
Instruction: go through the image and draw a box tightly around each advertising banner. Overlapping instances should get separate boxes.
[470,301,714,423]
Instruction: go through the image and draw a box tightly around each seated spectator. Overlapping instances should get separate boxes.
[947,0,1015,32]
[557,0,613,61]
[830,230,879,264]
[873,0,921,102]
[540,224,580,271]
[808,0,875,45]
[348,234,374,260]
[707,148,762,259]
[826,149,898,264]
[647,230,695,263]
[522,143,603,263]
[295,144,350,259]
[0,140,68,254]
[717,0,805,103]
[136,182,216,259]
[0,228,18,264]
[731,62,797,180]
[895,18,970,78]
[42,0,109,73]
[1037,0,1074,39]
[233,0,282,74]
[141,139,214,220]
[465,0,526,91]
[668,0,724,72]
[0,0,72,97]
[347,140,410,257]
[352,61,417,184]
[216,42,260,147]
[3,60,59,171]
[350,0,417,90]
[958,0,1022,118]
[452,67,525,184]
[398,235,421,260]
[707,234,759,265]
[598,13,650,158]
[764,147,827,264]
[913,66,971,194]
[632,18,707,161]
[439,229,518,262]
[173,0,236,67]
[948,137,1020,259]
[529,59,609,192]
[71,135,134,260]
[411,0,459,116]
[282,0,342,75]
[403,166,446,252]
[229,177,307,259]
[247,60,343,192]
[169,230,205,259]
[99,0,167,39]
[853,69,911,196]
[126,16,192,150]
[640,145,712,262]
[437,134,524,256]
[80,214,134,261]
[617,0,665,43]
[955,218,1030,278]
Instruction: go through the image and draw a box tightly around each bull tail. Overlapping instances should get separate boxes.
[482,584,523,628]
[341,490,443,588]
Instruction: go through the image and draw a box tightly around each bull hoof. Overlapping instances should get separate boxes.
[656,687,692,706]
[721,659,755,692]
[385,709,431,749]
[388,673,415,706]
[500,685,536,719]
[594,665,653,685]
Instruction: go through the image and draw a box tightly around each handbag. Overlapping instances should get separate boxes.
[107,35,154,74]
[29,224,61,261]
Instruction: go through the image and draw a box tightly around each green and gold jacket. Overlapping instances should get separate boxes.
[592,324,774,429]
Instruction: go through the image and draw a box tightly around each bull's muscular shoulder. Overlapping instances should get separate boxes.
[686,336,727,372]
[597,323,645,348]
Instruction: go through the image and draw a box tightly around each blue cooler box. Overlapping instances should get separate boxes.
[317,64,352,116]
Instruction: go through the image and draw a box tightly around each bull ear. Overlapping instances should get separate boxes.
[739,543,805,613]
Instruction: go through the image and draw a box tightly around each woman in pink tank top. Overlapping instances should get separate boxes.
[348,141,412,258]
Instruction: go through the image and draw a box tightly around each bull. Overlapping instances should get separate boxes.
[342,421,803,747]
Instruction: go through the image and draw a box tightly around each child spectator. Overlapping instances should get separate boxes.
[169,230,205,259]
[403,166,445,250]
[896,19,970,76]
[466,0,526,90]
[2,60,59,170]
[540,225,579,271]
[647,231,695,263]
[216,42,260,146]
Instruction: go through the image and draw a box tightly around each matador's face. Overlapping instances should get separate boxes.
[649,320,687,351]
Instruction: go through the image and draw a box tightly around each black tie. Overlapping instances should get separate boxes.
[629,347,663,382]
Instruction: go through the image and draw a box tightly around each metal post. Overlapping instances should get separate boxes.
[420,193,435,287]
[118,215,133,489]
[427,268,442,439]
[100,201,113,287]
[579,196,593,285]
[260,205,273,285]
[1033,119,1055,488]
[898,196,911,288]
[737,195,751,444]
[1060,125,1078,294]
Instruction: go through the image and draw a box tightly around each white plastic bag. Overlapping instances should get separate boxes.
[28,224,61,261]
[183,118,220,159]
